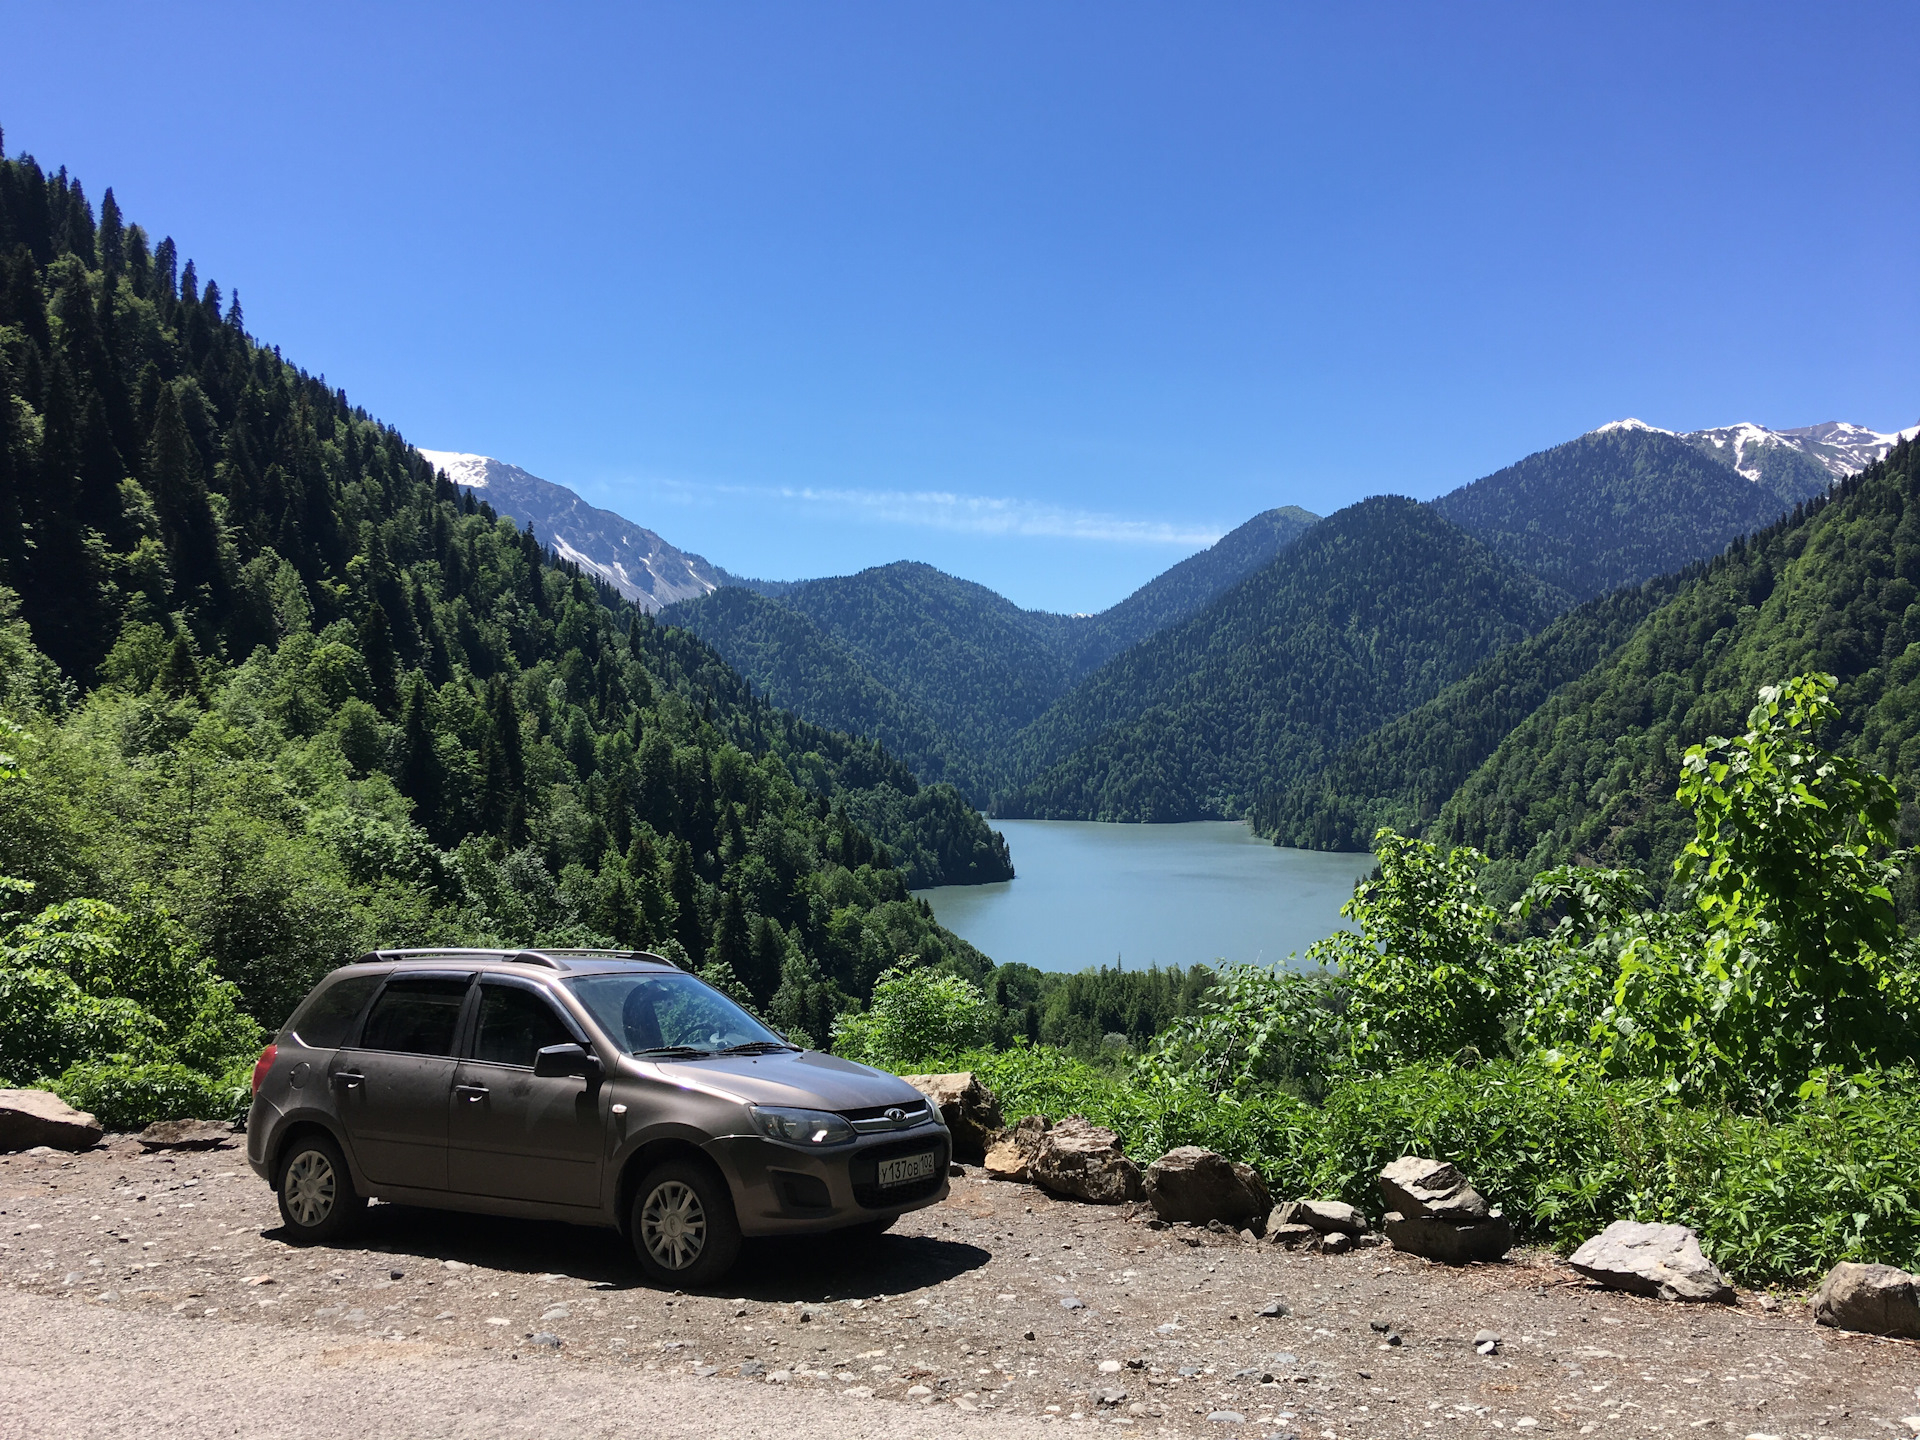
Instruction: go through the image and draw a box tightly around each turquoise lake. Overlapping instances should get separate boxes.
[915,820,1376,974]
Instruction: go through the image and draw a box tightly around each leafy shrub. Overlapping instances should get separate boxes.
[833,963,989,1069]
[1144,964,1342,1098]
[53,1060,241,1131]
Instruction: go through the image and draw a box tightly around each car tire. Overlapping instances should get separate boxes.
[630,1157,742,1287]
[275,1131,365,1243]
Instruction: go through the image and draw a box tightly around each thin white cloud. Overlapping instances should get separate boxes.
[630,476,1221,546]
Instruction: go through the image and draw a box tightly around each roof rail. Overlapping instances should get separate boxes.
[505,951,564,970]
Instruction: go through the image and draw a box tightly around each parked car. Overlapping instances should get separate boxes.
[245,949,950,1284]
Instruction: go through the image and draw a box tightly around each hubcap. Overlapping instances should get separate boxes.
[284,1149,337,1228]
[640,1180,707,1270]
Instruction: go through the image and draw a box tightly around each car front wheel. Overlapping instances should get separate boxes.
[631,1157,742,1286]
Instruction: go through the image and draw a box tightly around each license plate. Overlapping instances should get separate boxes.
[876,1151,938,1188]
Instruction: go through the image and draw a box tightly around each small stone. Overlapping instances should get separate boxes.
[1369,1320,1390,1333]
[1514,1419,1537,1430]
[767,1370,791,1384]
[388,1269,404,1281]
[1098,1359,1122,1373]
[529,1332,561,1349]
[1758,1294,1781,1312]
[907,1384,934,1398]
[1023,1329,1036,1341]
[1257,1300,1291,1318]
[1095,1388,1128,1407]
[434,1311,455,1321]
[1206,1412,1246,1424]
[1473,1329,1501,1346]
[1125,1357,1145,1369]
[1320,1232,1352,1255]
[1265,1223,1319,1249]
[541,1304,570,1321]
[1385,1333,1402,1347]
[740,1361,766,1376]
[692,1365,718,1377]
[1061,1296,1085,1310]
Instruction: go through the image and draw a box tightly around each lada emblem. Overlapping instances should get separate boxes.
[884,1107,906,1125]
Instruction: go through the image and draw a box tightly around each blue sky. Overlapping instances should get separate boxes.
[8,3,1918,611]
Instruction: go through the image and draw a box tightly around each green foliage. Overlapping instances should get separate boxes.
[997,498,1566,822]
[1310,832,1516,1069]
[1143,964,1342,1098]
[1430,426,1792,602]
[54,1058,245,1131]
[831,962,990,1070]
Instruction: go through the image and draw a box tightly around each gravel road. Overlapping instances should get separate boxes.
[6,1138,1920,1439]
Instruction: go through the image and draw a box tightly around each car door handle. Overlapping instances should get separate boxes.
[332,1071,365,1090]
[455,1084,489,1102]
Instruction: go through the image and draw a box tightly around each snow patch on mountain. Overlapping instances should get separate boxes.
[415,448,734,611]
[1589,418,1917,486]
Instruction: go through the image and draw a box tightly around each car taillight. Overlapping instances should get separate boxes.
[251,1044,278,1095]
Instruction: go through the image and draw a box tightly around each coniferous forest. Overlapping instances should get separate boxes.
[0,138,1012,1094]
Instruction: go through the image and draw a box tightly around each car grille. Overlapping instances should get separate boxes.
[841,1098,933,1135]
[848,1134,950,1209]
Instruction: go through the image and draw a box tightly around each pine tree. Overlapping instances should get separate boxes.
[145,383,223,607]
[357,600,400,714]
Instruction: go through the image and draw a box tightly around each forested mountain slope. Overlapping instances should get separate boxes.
[0,143,1004,1039]
[651,584,986,798]
[1430,424,1791,601]
[1432,437,1920,904]
[1252,574,1682,850]
[1061,505,1318,676]
[995,497,1568,821]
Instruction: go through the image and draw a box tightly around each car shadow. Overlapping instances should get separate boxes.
[265,1204,991,1300]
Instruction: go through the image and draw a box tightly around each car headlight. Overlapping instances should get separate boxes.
[750,1105,855,1146]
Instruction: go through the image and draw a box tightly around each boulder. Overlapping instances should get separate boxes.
[0,1089,103,1153]
[1377,1156,1490,1221]
[1812,1262,1920,1338]
[1382,1210,1512,1264]
[901,1072,1004,1165]
[1265,1223,1319,1249]
[136,1119,238,1152]
[1030,1116,1143,1204]
[985,1114,1052,1182]
[1568,1221,1734,1304]
[1143,1147,1271,1226]
[1274,1199,1367,1237]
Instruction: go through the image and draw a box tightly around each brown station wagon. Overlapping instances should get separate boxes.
[245,949,950,1284]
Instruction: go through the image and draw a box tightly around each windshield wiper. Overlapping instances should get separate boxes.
[633,1045,713,1059]
[717,1041,800,1055]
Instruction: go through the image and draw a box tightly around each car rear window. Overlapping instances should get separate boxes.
[285,974,381,1049]
[358,976,471,1056]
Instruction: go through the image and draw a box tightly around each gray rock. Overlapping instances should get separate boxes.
[1206,1412,1246,1424]
[1274,1199,1367,1236]
[984,1114,1051,1183]
[1382,1210,1512,1264]
[135,1118,235,1151]
[1143,1147,1271,1226]
[1095,1388,1128,1407]
[1320,1232,1353,1255]
[1377,1157,1490,1221]
[529,1332,562,1349]
[0,1089,103,1152]
[1060,1296,1086,1310]
[901,1072,1004,1165]
[1265,1223,1319,1249]
[1568,1221,1734,1304]
[740,1361,766,1376]
[540,1304,571,1321]
[1029,1117,1143,1204]
[1812,1262,1920,1338]
[1257,1300,1291,1318]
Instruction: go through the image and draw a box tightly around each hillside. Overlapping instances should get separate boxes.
[1431,435,1920,904]
[1062,505,1319,676]
[1251,574,1682,849]
[415,449,747,610]
[1430,423,1791,600]
[995,497,1568,821]
[0,146,1006,1040]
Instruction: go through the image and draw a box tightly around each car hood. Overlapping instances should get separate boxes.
[641,1050,930,1111]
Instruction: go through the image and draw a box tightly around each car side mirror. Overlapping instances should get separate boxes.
[534,1043,601,1080]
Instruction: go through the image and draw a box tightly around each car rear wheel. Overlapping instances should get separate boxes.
[275,1132,365,1243]
[631,1158,742,1286]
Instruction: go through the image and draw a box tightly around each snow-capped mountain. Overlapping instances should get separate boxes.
[416,449,744,611]
[1592,417,1918,505]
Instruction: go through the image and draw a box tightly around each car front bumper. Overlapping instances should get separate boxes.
[705,1124,952,1237]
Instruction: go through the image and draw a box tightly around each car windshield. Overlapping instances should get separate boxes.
[568,972,790,1056]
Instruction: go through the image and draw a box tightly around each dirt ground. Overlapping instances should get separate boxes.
[5,1138,1920,1440]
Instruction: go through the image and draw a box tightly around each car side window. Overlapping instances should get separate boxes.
[358,977,471,1056]
[472,983,577,1068]
[286,974,381,1049]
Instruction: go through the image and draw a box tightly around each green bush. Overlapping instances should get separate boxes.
[832,963,989,1069]
[53,1059,243,1132]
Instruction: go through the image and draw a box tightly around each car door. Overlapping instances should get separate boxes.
[328,973,472,1191]
[447,977,605,1209]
